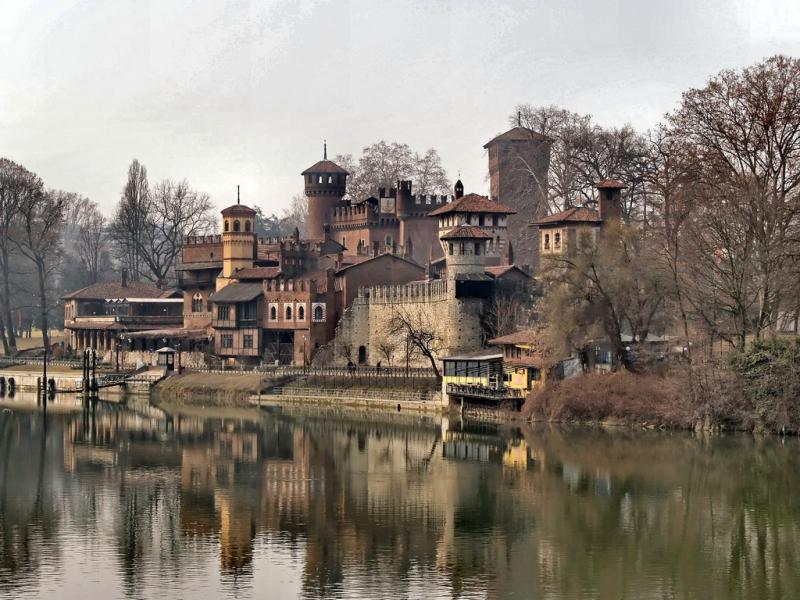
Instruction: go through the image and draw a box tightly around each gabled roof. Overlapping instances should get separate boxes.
[335,252,424,275]
[208,282,263,303]
[440,225,493,240]
[428,193,516,217]
[63,280,166,300]
[301,160,349,175]
[534,207,601,226]
[485,265,530,279]
[488,329,542,346]
[483,126,553,148]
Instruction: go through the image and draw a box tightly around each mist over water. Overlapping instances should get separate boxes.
[0,396,798,599]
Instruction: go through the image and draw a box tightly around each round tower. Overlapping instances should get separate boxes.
[441,225,490,279]
[454,179,464,199]
[302,143,348,240]
[219,200,256,288]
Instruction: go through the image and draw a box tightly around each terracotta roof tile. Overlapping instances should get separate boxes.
[485,265,530,279]
[534,207,601,225]
[235,267,281,280]
[221,204,257,216]
[488,329,543,346]
[428,193,516,217]
[440,225,493,240]
[301,159,349,175]
[63,280,165,300]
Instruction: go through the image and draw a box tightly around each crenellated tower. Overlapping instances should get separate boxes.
[302,142,348,240]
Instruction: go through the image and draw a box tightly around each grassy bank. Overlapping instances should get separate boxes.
[153,372,268,407]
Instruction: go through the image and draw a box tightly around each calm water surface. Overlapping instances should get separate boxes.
[0,392,798,599]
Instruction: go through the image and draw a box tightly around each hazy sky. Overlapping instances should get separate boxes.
[2,0,799,217]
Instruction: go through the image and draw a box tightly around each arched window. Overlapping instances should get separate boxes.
[448,242,454,255]
[554,232,561,249]
[244,220,250,232]
[224,220,229,232]
[327,176,333,184]
[474,242,481,255]
[298,305,305,320]
[285,305,292,321]
[544,233,550,249]
[233,220,240,232]
[270,306,277,321]
[191,293,204,313]
[318,175,323,183]
[313,305,323,321]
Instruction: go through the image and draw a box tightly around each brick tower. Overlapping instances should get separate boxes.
[302,142,348,240]
[483,126,552,271]
[218,190,256,290]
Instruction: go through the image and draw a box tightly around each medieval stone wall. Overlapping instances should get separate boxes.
[333,279,484,367]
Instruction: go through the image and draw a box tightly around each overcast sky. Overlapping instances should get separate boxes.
[2,0,799,216]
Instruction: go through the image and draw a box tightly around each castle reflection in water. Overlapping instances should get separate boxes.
[2,399,800,600]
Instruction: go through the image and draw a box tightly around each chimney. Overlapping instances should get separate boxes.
[596,180,626,222]
[121,268,128,288]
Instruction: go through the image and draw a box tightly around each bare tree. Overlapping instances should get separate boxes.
[13,188,70,351]
[136,179,214,286]
[281,193,309,237]
[334,141,450,201]
[70,197,108,285]
[375,336,397,367]
[109,159,149,281]
[386,305,444,379]
[0,159,43,355]
[663,55,800,348]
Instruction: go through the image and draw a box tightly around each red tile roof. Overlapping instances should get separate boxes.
[221,203,257,216]
[63,280,166,300]
[534,207,601,226]
[301,159,349,175]
[488,329,543,346]
[428,193,516,217]
[485,265,530,279]
[483,126,553,148]
[596,179,627,189]
[234,267,281,280]
[440,225,493,240]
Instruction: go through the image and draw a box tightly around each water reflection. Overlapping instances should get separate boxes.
[0,398,799,599]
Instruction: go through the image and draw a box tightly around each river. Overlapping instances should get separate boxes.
[0,393,798,599]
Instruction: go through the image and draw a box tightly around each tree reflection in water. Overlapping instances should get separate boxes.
[0,402,798,599]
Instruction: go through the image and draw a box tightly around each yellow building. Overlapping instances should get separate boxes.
[441,351,504,389]
[488,330,551,393]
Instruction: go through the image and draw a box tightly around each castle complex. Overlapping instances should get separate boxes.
[64,123,557,368]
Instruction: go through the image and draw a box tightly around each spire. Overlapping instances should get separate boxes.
[237,184,240,204]
[323,139,327,160]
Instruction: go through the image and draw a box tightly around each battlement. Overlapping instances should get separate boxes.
[358,278,450,304]
[263,278,315,293]
[331,203,374,222]
[184,234,222,245]
[412,194,450,207]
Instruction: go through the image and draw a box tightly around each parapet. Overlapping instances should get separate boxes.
[357,279,450,304]
[183,234,222,245]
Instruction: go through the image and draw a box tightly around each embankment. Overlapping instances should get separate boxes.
[152,372,270,407]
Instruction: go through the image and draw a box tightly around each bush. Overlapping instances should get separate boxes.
[730,338,800,433]
[522,371,691,428]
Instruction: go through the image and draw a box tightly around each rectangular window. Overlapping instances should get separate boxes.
[221,334,233,349]
[243,334,253,349]
[218,305,230,321]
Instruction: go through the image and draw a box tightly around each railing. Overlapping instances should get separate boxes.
[266,386,434,403]
[195,364,437,378]
[446,383,523,401]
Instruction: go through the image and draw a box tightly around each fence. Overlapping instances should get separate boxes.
[266,386,435,403]
[197,364,438,379]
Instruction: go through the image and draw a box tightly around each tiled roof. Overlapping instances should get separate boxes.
[488,329,543,346]
[485,265,530,279]
[483,126,553,148]
[335,252,424,275]
[175,261,223,271]
[428,193,516,217]
[596,179,627,189]
[208,283,263,303]
[301,159,349,175]
[440,225,493,240]
[534,207,601,225]
[221,203,257,216]
[235,267,281,280]
[63,280,165,300]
